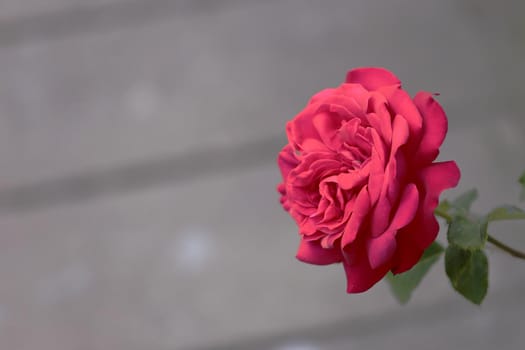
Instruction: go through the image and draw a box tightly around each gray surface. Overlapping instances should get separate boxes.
[0,0,120,21]
[1,0,522,189]
[0,0,524,349]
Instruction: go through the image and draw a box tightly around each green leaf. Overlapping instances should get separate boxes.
[487,205,525,221]
[386,242,444,304]
[445,245,488,305]
[451,189,478,213]
[447,215,488,249]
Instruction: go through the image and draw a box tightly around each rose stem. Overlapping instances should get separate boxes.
[486,235,525,260]
[434,207,453,222]
[434,209,525,261]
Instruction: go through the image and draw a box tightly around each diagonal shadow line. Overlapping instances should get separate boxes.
[0,0,265,47]
[0,134,285,213]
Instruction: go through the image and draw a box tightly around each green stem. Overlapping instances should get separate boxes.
[434,207,453,223]
[434,208,525,260]
[487,235,525,260]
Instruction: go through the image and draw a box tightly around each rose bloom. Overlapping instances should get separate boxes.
[277,67,460,293]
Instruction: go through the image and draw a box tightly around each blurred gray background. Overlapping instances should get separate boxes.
[0,0,524,349]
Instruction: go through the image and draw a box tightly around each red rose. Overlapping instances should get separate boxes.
[277,67,460,293]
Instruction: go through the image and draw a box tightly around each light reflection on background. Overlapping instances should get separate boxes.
[173,226,214,272]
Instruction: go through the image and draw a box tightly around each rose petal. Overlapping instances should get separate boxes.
[277,145,299,180]
[312,112,343,149]
[392,161,460,273]
[299,217,318,236]
[285,104,322,149]
[345,67,401,91]
[320,204,340,223]
[367,92,393,141]
[387,153,405,202]
[337,83,370,111]
[342,186,371,247]
[366,112,392,145]
[370,190,392,236]
[320,99,363,121]
[371,155,403,236]
[367,165,384,206]
[308,88,338,105]
[370,128,387,165]
[407,162,460,252]
[367,229,397,269]
[343,244,391,293]
[390,235,423,275]
[413,91,448,164]
[390,114,410,157]
[301,138,331,153]
[388,183,419,230]
[337,162,370,190]
[321,234,341,249]
[296,239,343,265]
[418,161,461,232]
[379,86,423,142]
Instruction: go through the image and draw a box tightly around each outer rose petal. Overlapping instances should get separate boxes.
[379,86,423,142]
[343,242,391,293]
[414,161,461,252]
[277,145,298,180]
[366,185,419,270]
[336,84,371,112]
[285,105,321,150]
[390,233,422,275]
[296,239,343,265]
[309,88,338,105]
[388,183,419,230]
[418,161,461,233]
[367,230,397,269]
[342,186,371,247]
[392,161,460,273]
[413,91,448,164]
[345,67,401,91]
